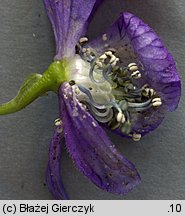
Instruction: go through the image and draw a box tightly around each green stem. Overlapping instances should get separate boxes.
[0,60,67,115]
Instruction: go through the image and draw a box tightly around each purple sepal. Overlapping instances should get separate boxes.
[59,83,141,195]
[46,124,68,200]
[88,12,181,135]
[123,12,181,112]
[44,0,103,59]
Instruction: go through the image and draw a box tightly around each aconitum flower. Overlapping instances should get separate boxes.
[0,0,181,200]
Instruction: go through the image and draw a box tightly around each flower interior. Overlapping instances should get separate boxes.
[66,36,162,141]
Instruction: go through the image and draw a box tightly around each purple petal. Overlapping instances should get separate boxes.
[44,0,104,59]
[59,83,141,195]
[88,12,181,135]
[46,124,68,200]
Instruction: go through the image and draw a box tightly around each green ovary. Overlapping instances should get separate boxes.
[0,60,68,115]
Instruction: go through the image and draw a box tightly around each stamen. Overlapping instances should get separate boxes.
[131,70,141,79]
[88,50,120,84]
[95,60,103,68]
[103,51,120,67]
[111,101,122,113]
[127,63,141,79]
[142,87,156,98]
[54,118,63,133]
[89,60,104,83]
[105,51,113,56]
[93,109,114,123]
[152,98,162,107]
[79,37,89,44]
[99,54,107,61]
[111,58,119,67]
[83,101,114,124]
[128,105,152,112]
[116,112,126,123]
[128,99,151,108]
[76,39,95,62]
[109,55,117,64]
[128,63,138,71]
[132,133,141,141]
[54,118,62,126]
[102,65,117,88]
[77,84,107,109]
[90,105,111,118]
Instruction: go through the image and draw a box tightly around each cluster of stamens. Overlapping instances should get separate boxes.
[73,37,162,141]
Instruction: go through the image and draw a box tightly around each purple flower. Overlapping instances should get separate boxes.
[0,0,181,199]
[43,0,180,199]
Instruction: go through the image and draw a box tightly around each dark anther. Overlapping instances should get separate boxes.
[69,80,76,86]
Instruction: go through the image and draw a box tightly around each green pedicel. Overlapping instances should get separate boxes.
[0,60,67,115]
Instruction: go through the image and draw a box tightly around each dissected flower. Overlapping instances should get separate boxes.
[0,0,181,199]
